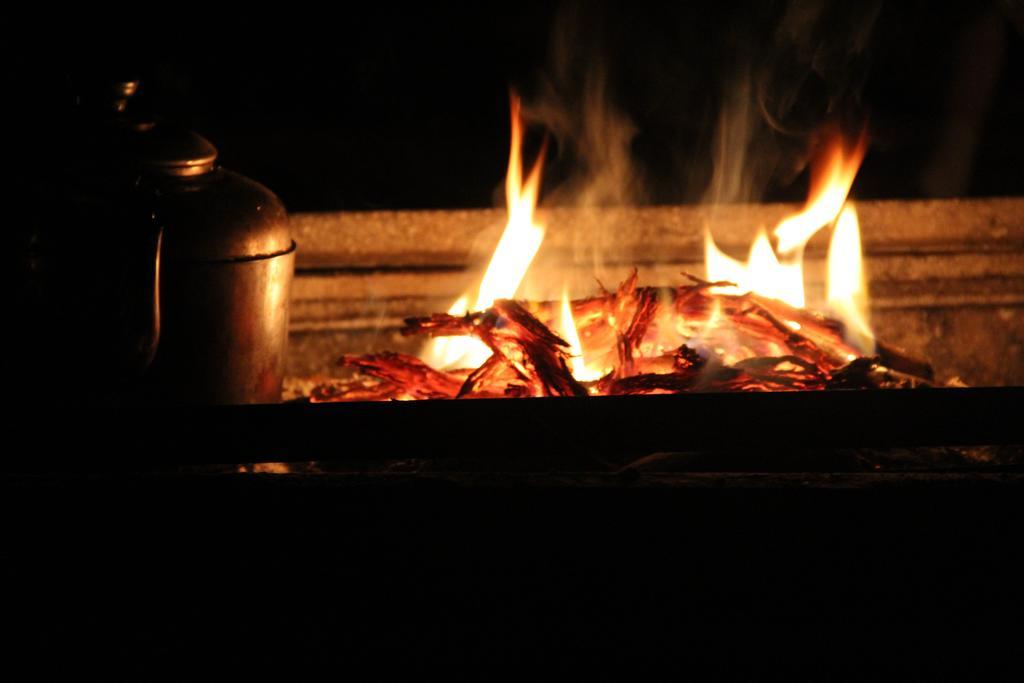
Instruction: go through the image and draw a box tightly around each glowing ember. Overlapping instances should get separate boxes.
[425,93,547,369]
[315,273,932,403]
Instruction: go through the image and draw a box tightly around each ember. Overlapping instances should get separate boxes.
[311,271,933,402]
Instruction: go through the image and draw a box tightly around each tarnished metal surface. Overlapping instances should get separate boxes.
[150,248,295,404]
[158,170,293,262]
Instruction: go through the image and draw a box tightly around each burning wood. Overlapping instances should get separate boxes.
[312,272,933,403]
[307,97,937,404]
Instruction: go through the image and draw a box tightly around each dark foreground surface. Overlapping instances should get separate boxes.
[4,465,1023,675]
[10,387,1024,470]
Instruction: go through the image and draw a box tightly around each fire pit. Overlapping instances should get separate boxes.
[254,99,1024,480]
[286,106,1023,406]
[215,95,1023,483]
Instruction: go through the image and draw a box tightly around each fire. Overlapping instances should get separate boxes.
[774,130,868,255]
[704,227,806,308]
[705,130,873,351]
[559,289,604,383]
[318,112,935,404]
[828,205,874,354]
[425,94,548,368]
[425,111,875,376]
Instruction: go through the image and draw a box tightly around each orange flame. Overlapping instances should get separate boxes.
[559,289,604,383]
[426,94,548,369]
[774,130,867,254]
[476,96,548,312]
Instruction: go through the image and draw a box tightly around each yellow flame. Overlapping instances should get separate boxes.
[559,289,603,382]
[827,204,874,354]
[705,228,805,308]
[425,94,547,369]
[774,131,867,255]
[475,97,546,312]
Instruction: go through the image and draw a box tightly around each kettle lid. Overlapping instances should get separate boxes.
[63,78,218,178]
[135,124,219,177]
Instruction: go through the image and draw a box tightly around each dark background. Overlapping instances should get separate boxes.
[4,6,1024,670]
[9,1,1024,211]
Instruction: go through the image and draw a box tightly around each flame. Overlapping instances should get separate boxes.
[559,289,603,383]
[774,130,867,255]
[705,227,806,308]
[705,130,871,325]
[827,205,874,354]
[426,94,547,368]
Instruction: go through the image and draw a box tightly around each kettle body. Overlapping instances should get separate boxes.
[145,168,294,403]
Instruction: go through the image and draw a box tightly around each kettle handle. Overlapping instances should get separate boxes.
[147,226,163,371]
[118,219,163,380]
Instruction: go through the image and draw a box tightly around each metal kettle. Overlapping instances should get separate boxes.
[139,122,295,404]
[13,80,294,404]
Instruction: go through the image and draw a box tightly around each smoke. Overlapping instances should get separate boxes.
[521,1,884,208]
[512,0,885,293]
[515,1,648,291]
[706,0,882,206]
[525,1,645,210]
